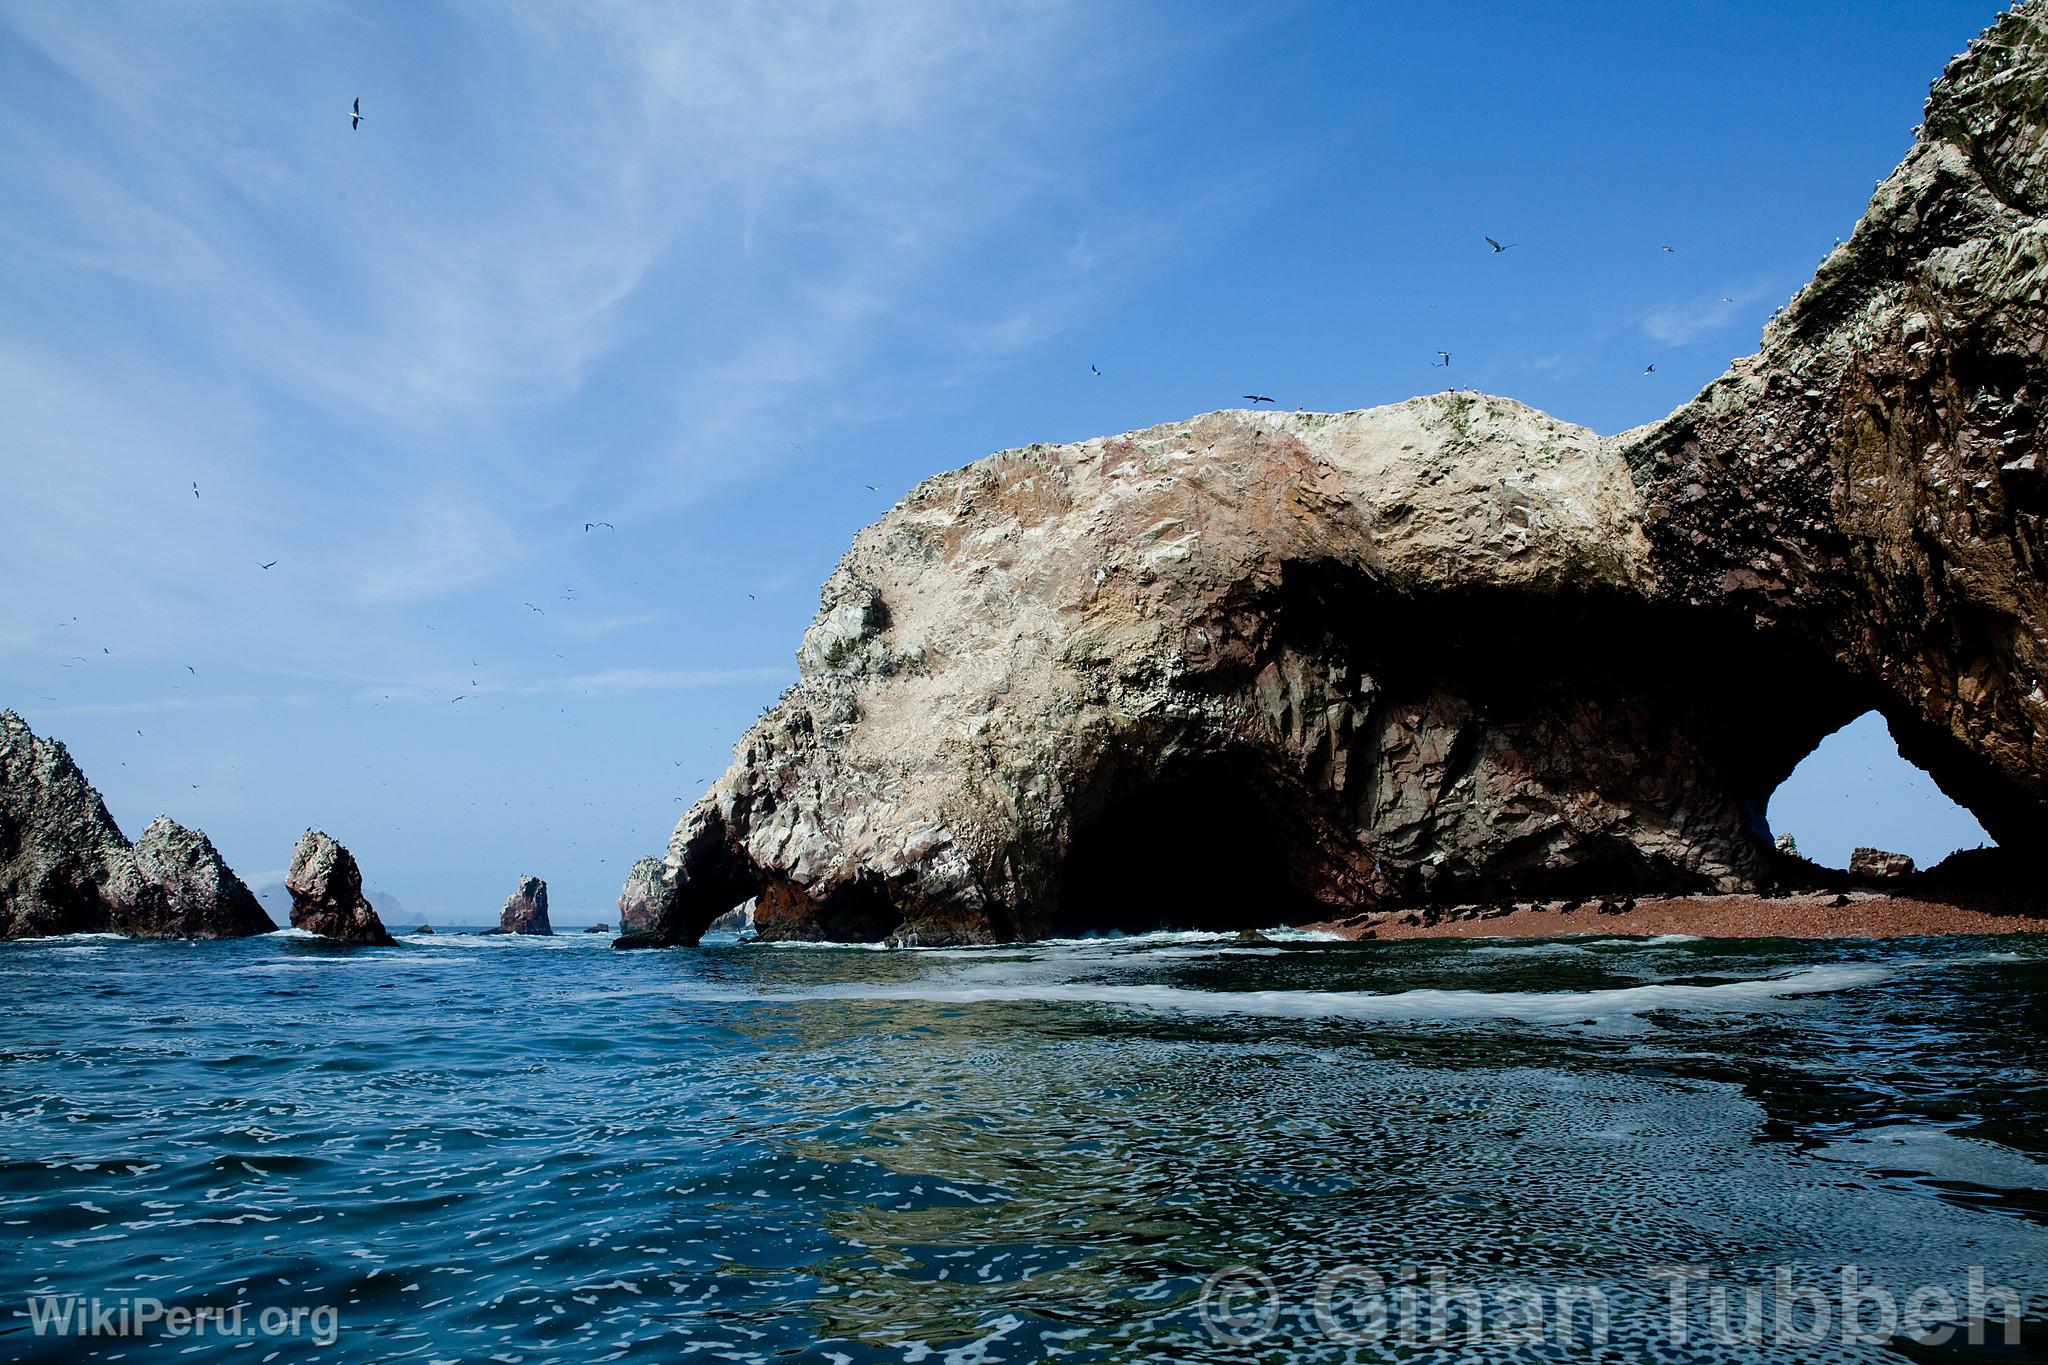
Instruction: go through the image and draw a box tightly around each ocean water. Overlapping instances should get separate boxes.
[1,928,2044,1363]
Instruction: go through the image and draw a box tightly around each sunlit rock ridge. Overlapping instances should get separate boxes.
[622,3,2048,948]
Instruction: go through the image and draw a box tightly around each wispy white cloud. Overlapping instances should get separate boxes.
[351,665,790,705]
[1638,284,1775,346]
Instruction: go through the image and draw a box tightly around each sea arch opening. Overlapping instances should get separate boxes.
[1767,710,1994,873]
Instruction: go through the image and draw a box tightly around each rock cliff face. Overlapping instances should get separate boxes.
[495,876,551,935]
[0,710,273,939]
[622,5,2048,947]
[286,830,395,946]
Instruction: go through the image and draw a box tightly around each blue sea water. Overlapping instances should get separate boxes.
[0,928,2044,1363]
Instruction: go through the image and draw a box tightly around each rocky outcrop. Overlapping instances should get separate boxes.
[494,876,551,935]
[129,816,274,938]
[1850,847,1918,879]
[616,856,675,937]
[620,6,2048,947]
[286,830,395,946]
[0,711,273,939]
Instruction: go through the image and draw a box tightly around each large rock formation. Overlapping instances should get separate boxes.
[494,875,551,935]
[0,710,274,939]
[621,5,2048,947]
[616,856,674,937]
[286,830,396,946]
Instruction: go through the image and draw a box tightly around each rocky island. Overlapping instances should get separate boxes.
[491,876,552,935]
[286,830,397,946]
[619,4,2048,948]
[0,710,273,939]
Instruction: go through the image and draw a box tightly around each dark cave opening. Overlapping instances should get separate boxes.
[1050,753,1319,937]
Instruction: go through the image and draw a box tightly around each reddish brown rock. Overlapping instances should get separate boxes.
[286,830,395,946]
[494,876,551,935]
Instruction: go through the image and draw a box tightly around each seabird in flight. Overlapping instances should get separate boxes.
[1090,364,1102,377]
[1485,237,1514,253]
[349,97,364,130]
[259,560,277,570]
[1643,364,1656,374]
[1433,352,1450,368]
[584,521,615,532]
[1243,394,1275,405]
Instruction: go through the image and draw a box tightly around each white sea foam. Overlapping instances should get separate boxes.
[610,961,1896,1023]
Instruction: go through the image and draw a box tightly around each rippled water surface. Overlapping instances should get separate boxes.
[2,928,2045,1362]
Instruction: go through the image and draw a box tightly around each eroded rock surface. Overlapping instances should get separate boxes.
[0,710,272,939]
[286,830,395,946]
[616,856,674,937]
[622,6,2048,946]
[495,875,551,935]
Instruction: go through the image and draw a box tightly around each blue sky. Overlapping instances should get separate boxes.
[0,1,1997,923]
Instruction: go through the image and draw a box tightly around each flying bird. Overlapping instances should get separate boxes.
[186,666,195,675]
[1485,237,1514,253]
[584,521,615,532]
[1244,394,1275,405]
[864,483,879,491]
[349,97,364,130]
[259,560,277,570]
[525,602,545,614]
[1433,352,1451,368]
[1662,245,1675,253]
[1090,364,1102,377]
[450,694,470,703]
[191,482,199,499]
[1643,364,1656,374]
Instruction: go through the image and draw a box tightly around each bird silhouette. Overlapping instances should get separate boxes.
[1090,364,1102,377]
[1643,364,1656,374]
[1243,394,1275,405]
[1433,352,1451,368]
[864,483,879,491]
[1485,237,1514,253]
[584,521,615,532]
[191,482,199,499]
[349,97,364,130]
[258,560,277,570]
[524,603,545,614]
[450,694,470,703]
[1662,245,1675,253]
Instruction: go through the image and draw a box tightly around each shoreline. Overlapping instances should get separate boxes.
[1309,889,2048,942]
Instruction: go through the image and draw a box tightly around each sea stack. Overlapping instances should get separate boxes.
[0,710,273,940]
[616,0,2048,948]
[496,876,551,935]
[286,830,396,946]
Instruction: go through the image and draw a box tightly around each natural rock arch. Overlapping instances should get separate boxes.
[620,4,2048,947]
